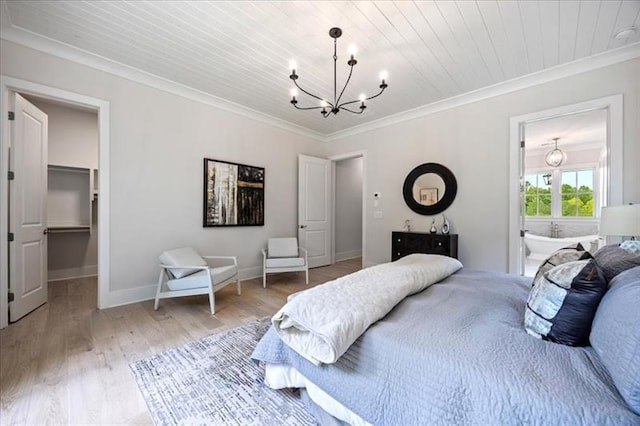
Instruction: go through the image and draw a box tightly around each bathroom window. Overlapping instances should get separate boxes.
[561,169,595,217]
[525,173,551,216]
[525,168,596,218]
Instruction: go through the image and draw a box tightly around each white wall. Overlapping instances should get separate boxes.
[0,40,323,303]
[335,157,362,261]
[26,98,99,281]
[324,58,640,272]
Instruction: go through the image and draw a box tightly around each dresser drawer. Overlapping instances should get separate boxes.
[391,232,458,261]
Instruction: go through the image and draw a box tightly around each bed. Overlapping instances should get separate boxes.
[252,257,640,425]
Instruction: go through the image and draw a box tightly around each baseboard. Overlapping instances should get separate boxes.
[102,266,265,309]
[48,265,98,282]
[335,250,362,262]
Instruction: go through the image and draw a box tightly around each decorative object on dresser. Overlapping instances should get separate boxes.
[402,163,457,215]
[392,231,458,261]
[429,219,437,234]
[203,158,264,227]
[441,215,450,234]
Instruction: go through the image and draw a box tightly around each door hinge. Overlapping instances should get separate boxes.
[8,232,14,242]
[8,111,15,121]
[8,171,14,180]
[520,140,525,148]
[8,292,14,303]
[520,230,525,237]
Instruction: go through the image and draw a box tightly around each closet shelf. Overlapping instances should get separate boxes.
[48,225,91,233]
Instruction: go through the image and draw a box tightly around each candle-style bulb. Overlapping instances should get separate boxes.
[290,88,298,98]
[359,93,366,102]
[379,70,388,81]
[289,60,297,73]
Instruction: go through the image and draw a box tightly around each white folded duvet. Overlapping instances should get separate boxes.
[272,254,463,365]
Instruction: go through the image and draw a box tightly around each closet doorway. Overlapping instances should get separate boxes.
[0,77,110,329]
[334,156,363,263]
[26,96,99,282]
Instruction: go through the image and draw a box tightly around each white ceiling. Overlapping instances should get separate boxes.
[1,1,639,136]
[525,109,607,151]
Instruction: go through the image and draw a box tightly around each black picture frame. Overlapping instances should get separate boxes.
[203,158,265,227]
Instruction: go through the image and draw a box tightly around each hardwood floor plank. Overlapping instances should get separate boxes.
[0,258,361,425]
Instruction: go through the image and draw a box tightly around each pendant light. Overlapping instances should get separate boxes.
[545,137,567,167]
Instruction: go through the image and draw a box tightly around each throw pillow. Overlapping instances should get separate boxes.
[620,240,640,255]
[525,259,607,346]
[590,266,640,414]
[532,243,591,285]
[594,244,640,283]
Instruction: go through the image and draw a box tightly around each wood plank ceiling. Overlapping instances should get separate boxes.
[2,1,639,135]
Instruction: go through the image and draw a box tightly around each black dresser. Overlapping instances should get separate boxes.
[391,232,458,261]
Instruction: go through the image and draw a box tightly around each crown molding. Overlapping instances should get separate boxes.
[325,42,640,142]
[2,17,638,145]
[0,24,325,142]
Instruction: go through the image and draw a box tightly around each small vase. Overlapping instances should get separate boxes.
[430,219,437,234]
[441,215,450,235]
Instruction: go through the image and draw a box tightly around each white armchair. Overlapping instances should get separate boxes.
[155,247,240,315]
[261,237,308,288]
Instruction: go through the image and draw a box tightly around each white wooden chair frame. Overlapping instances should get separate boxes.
[154,255,240,315]
[261,246,308,288]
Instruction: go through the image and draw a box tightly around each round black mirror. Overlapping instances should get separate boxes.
[402,163,457,215]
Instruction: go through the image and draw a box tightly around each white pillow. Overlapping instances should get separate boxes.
[159,247,206,279]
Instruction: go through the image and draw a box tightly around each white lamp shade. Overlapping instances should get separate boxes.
[599,205,640,237]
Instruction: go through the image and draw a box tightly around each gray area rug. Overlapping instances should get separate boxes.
[130,317,316,426]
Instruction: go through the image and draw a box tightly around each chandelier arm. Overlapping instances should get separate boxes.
[293,79,334,107]
[292,104,325,111]
[337,85,387,108]
[340,106,364,115]
[335,64,355,106]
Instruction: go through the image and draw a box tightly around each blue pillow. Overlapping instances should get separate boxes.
[590,266,640,414]
[525,259,607,346]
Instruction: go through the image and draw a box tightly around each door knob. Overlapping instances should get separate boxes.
[43,228,48,235]
[300,225,307,229]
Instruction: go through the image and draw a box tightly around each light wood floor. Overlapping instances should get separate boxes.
[0,258,362,425]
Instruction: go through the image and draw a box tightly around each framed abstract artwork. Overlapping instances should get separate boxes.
[203,158,264,227]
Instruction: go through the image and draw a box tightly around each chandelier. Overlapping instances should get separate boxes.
[544,137,567,167]
[289,27,387,118]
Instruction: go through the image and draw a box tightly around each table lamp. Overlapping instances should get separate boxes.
[599,204,640,240]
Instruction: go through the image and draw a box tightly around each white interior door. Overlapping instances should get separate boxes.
[298,154,332,268]
[9,93,48,322]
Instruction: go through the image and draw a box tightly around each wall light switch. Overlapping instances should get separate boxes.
[373,211,383,219]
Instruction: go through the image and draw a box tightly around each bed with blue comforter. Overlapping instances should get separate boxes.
[252,267,640,425]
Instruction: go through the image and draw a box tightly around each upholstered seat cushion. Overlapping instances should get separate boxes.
[166,265,237,291]
[268,238,299,258]
[159,247,207,279]
[265,257,306,268]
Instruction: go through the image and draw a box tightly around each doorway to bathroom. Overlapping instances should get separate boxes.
[508,95,623,276]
